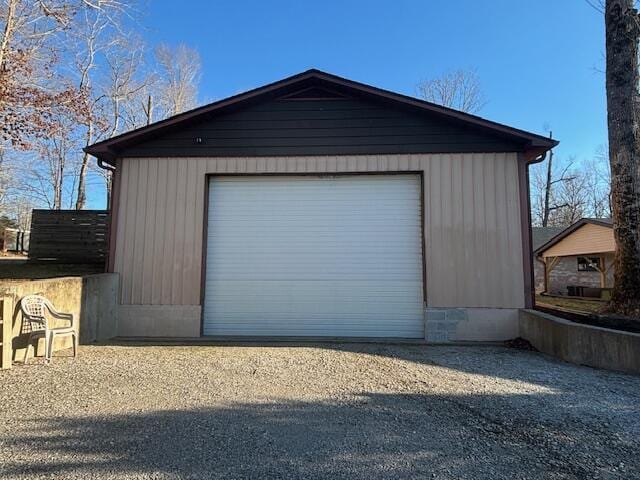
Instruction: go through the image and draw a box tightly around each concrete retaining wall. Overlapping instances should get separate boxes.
[0,274,118,362]
[519,309,640,374]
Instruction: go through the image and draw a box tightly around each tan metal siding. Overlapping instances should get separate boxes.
[542,223,615,258]
[114,153,524,309]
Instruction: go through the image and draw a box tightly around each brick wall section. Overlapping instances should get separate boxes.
[533,254,615,295]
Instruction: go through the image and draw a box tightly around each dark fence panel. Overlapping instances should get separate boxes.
[28,210,110,264]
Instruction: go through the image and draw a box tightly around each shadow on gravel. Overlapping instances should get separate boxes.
[3,392,637,479]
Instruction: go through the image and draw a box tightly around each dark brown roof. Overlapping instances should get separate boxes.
[85,69,559,165]
[533,218,613,256]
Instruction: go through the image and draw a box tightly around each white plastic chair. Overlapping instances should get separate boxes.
[20,295,77,364]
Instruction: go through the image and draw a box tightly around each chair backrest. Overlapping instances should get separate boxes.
[20,295,49,321]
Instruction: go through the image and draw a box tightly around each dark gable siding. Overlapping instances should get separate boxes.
[119,97,524,157]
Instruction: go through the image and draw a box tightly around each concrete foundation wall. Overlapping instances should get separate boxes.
[117,305,520,342]
[118,305,201,337]
[0,274,118,362]
[519,309,640,374]
[425,308,519,342]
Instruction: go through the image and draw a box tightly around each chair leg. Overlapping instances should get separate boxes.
[45,331,53,364]
[72,332,77,358]
[23,333,32,365]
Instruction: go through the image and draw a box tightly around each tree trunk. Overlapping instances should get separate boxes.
[605,0,640,315]
[75,151,89,209]
[75,121,94,210]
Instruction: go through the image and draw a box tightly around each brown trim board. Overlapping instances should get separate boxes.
[519,151,548,309]
[199,175,211,337]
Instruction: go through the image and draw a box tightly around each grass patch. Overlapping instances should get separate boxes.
[535,294,604,314]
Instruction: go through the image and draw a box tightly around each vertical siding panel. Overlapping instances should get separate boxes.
[450,154,463,306]
[181,159,196,304]
[286,157,296,172]
[305,157,314,172]
[161,159,178,304]
[150,159,167,304]
[472,154,487,305]
[130,158,144,304]
[141,158,158,304]
[173,160,188,304]
[482,154,497,307]
[122,159,140,305]
[487,155,505,305]
[208,157,217,173]
[132,158,149,304]
[115,160,131,304]
[461,153,476,305]
[505,155,524,306]
[494,154,512,305]
[428,156,445,306]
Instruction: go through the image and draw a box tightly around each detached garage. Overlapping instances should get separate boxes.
[86,69,557,342]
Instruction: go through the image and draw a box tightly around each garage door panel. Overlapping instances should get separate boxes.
[203,175,424,338]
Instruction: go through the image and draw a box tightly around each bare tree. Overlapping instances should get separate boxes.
[70,2,144,209]
[538,132,580,226]
[154,43,201,118]
[416,68,486,113]
[604,0,640,315]
[531,156,578,226]
[583,146,612,218]
[554,173,589,225]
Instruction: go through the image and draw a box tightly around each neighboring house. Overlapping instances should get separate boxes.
[534,218,615,297]
[85,69,556,342]
[532,226,565,293]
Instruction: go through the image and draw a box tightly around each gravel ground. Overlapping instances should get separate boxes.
[1,343,639,480]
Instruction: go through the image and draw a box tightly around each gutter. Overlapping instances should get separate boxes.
[97,158,116,172]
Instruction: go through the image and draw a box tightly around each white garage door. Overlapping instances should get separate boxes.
[203,174,424,338]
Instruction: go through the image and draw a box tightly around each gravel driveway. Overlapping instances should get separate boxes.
[1,343,639,480]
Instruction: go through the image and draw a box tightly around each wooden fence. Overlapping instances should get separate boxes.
[28,210,110,264]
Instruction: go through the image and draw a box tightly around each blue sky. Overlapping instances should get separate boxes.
[88,0,606,207]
